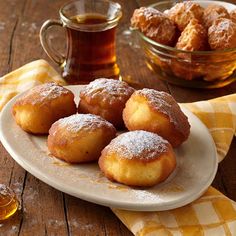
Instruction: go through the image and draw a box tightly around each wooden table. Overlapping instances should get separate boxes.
[0,0,236,235]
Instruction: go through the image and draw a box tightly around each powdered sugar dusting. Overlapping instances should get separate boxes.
[80,78,135,106]
[55,114,114,133]
[20,83,70,105]
[105,130,169,160]
[39,83,69,100]
[142,7,162,20]
[137,89,190,135]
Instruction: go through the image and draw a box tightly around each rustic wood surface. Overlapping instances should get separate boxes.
[0,0,236,235]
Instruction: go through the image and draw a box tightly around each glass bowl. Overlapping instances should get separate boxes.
[137,0,236,89]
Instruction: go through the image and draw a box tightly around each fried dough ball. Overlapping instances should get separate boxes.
[203,4,230,28]
[208,18,236,50]
[99,131,176,187]
[165,1,204,31]
[12,83,77,134]
[131,7,177,46]
[123,89,190,147]
[78,78,135,128]
[230,9,236,23]
[176,19,208,51]
[48,114,116,163]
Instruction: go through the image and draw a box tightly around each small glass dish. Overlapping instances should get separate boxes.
[0,184,18,220]
[137,0,236,89]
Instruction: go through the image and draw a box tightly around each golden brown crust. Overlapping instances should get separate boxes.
[123,89,190,147]
[203,4,230,28]
[165,2,204,31]
[176,19,208,51]
[12,83,77,134]
[98,131,176,187]
[78,78,135,128]
[48,114,116,163]
[208,18,236,50]
[131,7,177,46]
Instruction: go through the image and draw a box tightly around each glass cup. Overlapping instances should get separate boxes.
[40,0,122,84]
[0,184,18,220]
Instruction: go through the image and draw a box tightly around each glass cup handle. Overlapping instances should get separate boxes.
[40,19,65,66]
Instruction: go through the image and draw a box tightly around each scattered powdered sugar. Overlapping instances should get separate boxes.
[12,182,23,195]
[48,219,65,227]
[11,225,18,232]
[133,189,160,201]
[136,89,190,135]
[76,223,93,230]
[0,184,10,196]
[0,22,5,31]
[20,22,38,36]
[24,187,39,201]
[56,114,114,133]
[80,78,135,105]
[106,130,168,160]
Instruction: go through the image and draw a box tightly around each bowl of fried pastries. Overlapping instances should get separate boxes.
[131,0,236,88]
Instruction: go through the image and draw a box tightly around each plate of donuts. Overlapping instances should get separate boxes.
[0,82,218,211]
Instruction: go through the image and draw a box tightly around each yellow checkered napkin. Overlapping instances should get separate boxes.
[184,95,236,163]
[113,187,236,236]
[1,60,236,236]
[0,59,66,111]
[113,95,236,236]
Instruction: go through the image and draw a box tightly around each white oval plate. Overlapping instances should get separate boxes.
[0,85,218,211]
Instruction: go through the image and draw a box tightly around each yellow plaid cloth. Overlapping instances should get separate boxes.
[0,59,66,111]
[184,96,236,163]
[1,60,236,236]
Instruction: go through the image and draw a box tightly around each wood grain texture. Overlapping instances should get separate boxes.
[0,0,236,235]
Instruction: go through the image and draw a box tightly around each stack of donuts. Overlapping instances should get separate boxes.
[12,79,190,187]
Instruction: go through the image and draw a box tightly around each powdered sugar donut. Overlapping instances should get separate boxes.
[99,130,176,187]
[123,88,190,147]
[12,83,77,134]
[78,78,135,128]
[48,114,116,163]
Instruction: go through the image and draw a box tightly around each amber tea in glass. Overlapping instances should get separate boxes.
[40,0,122,84]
